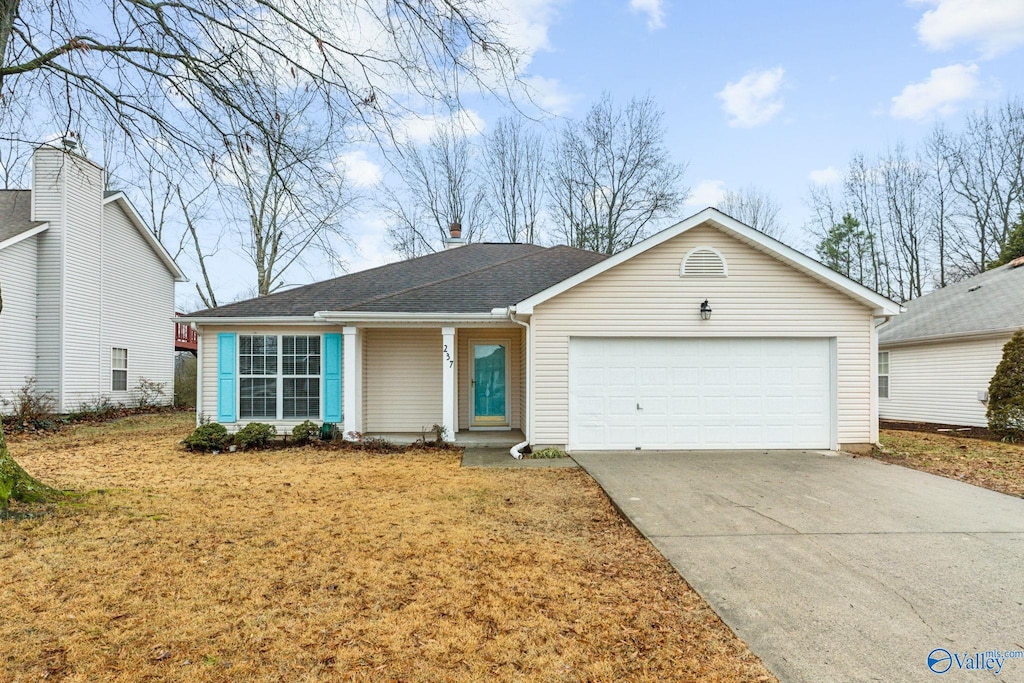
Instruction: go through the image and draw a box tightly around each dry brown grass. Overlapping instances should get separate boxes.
[0,414,773,682]
[877,428,1024,498]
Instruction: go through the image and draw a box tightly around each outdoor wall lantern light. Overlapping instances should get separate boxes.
[699,299,712,320]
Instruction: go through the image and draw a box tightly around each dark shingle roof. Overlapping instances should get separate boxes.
[0,190,46,244]
[188,243,607,317]
[878,260,1024,344]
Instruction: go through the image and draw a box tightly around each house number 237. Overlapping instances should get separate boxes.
[443,344,454,368]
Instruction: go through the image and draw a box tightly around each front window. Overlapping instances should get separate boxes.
[112,348,128,391]
[878,351,890,399]
[239,335,321,420]
[283,335,321,419]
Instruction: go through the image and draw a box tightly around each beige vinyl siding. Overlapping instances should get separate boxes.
[198,324,339,432]
[0,235,39,398]
[58,155,106,410]
[363,328,442,432]
[31,149,66,404]
[456,327,522,429]
[530,224,876,447]
[99,202,176,405]
[879,335,1012,427]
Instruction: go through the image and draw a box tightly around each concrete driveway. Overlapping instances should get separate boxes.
[572,450,1024,682]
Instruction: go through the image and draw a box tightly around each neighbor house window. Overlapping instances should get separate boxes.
[112,348,128,391]
[878,351,890,399]
[238,334,321,420]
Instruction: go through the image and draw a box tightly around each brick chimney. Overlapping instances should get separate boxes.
[445,221,465,249]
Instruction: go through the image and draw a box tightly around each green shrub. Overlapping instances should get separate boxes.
[528,447,567,459]
[988,330,1024,441]
[182,423,230,452]
[234,422,277,450]
[291,420,319,444]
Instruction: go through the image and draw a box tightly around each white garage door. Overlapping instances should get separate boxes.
[569,337,833,450]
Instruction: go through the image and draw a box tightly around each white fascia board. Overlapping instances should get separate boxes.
[314,311,509,324]
[0,223,47,251]
[103,192,188,282]
[515,207,903,317]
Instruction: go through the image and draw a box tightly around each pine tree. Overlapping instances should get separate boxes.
[987,329,1024,441]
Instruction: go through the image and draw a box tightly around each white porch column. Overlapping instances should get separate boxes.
[343,326,362,438]
[442,326,456,441]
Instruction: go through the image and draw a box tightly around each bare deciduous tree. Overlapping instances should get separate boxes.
[548,93,687,254]
[0,0,521,156]
[716,185,784,239]
[383,125,486,258]
[483,115,545,243]
[216,88,353,296]
[946,100,1024,274]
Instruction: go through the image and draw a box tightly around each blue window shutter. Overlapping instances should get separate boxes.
[217,333,237,423]
[323,333,342,423]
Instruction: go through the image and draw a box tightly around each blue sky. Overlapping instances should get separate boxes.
[181,0,1024,306]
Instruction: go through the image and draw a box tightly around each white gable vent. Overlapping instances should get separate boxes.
[681,247,728,277]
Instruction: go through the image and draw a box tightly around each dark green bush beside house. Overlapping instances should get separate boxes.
[988,330,1024,441]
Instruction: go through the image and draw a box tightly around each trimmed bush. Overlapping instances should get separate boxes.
[987,330,1024,441]
[528,447,567,459]
[183,423,230,452]
[235,422,277,450]
[291,420,320,444]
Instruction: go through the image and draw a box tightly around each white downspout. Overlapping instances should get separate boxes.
[508,307,530,459]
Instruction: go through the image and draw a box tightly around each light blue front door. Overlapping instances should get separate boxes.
[472,342,507,425]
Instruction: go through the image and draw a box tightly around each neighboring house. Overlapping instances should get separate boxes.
[878,258,1024,428]
[178,208,900,452]
[0,145,186,412]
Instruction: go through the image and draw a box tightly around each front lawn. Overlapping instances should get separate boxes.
[0,413,772,682]
[876,429,1024,498]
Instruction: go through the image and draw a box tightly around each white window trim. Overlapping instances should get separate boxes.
[878,351,890,399]
[111,347,129,392]
[680,245,729,277]
[237,334,325,422]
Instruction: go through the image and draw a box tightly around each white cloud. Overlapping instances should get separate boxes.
[395,109,486,144]
[685,180,727,208]
[335,150,382,188]
[717,67,786,128]
[474,0,565,72]
[915,0,1024,57]
[629,0,666,30]
[523,75,574,115]
[890,63,981,120]
[808,166,841,185]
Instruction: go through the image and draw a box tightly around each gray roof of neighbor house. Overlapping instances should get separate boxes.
[0,190,46,243]
[878,258,1024,345]
[186,243,608,318]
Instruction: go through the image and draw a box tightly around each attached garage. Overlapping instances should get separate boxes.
[516,210,902,454]
[569,337,833,450]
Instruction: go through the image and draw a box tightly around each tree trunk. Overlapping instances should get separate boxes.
[0,283,61,509]
[0,429,61,509]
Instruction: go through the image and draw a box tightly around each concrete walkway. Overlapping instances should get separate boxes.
[572,450,1024,682]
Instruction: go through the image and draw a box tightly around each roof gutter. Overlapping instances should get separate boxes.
[176,315,323,325]
[313,311,510,323]
[879,326,1022,349]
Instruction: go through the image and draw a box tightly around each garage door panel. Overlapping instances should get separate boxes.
[569,337,832,450]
